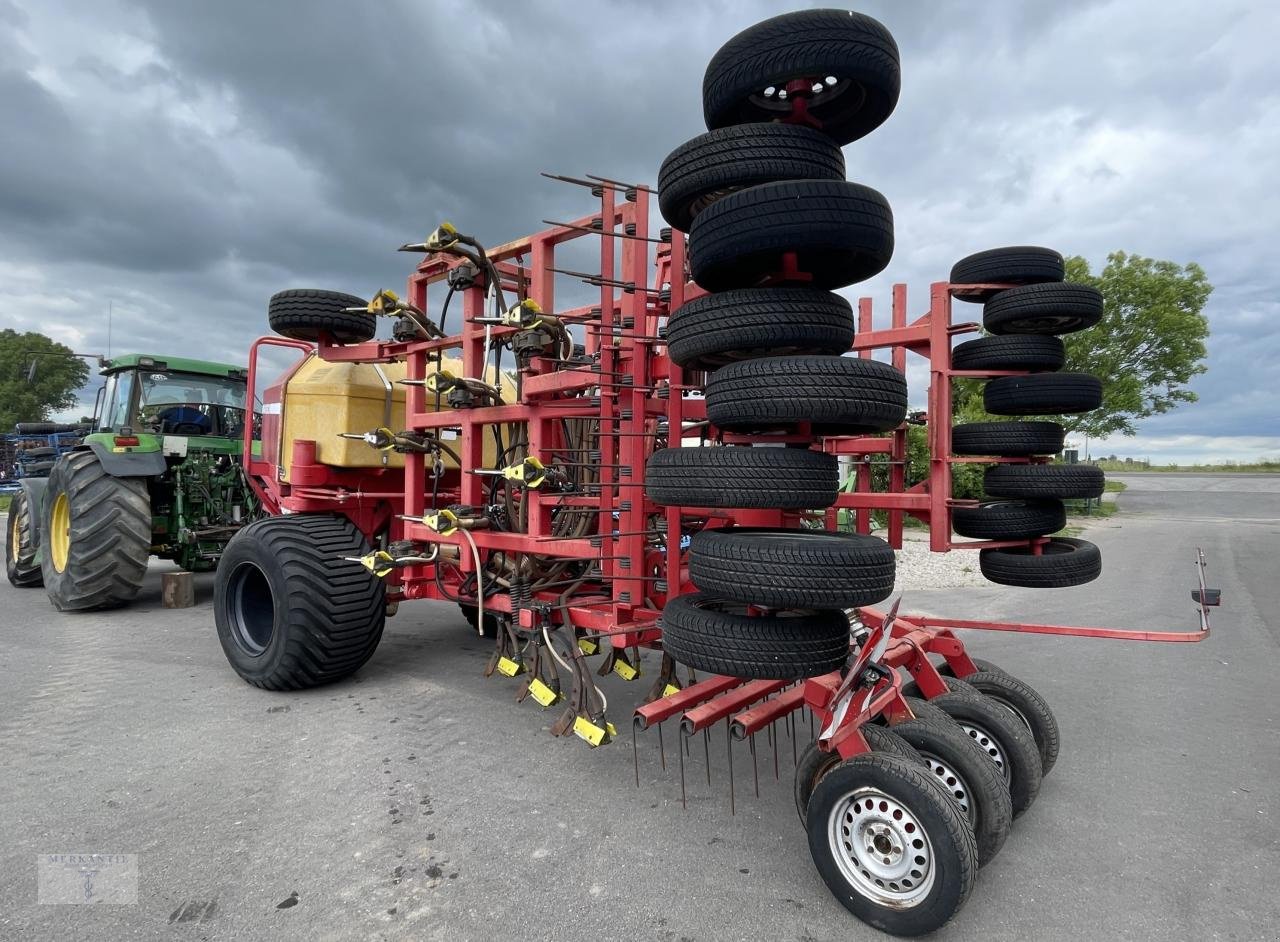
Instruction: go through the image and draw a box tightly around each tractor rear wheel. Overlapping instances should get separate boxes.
[40,452,151,611]
[805,753,976,936]
[6,490,43,587]
[215,515,386,690]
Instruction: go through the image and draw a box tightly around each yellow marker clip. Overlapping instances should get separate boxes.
[375,426,397,451]
[367,289,399,313]
[528,678,561,708]
[612,657,639,682]
[426,221,459,250]
[578,637,599,656]
[662,683,681,698]
[572,716,608,747]
[352,551,395,578]
[501,299,544,329]
[503,456,547,488]
[423,508,459,536]
[496,656,525,677]
[425,370,457,393]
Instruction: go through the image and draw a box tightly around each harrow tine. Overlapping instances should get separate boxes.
[632,719,640,788]
[750,732,759,798]
[658,721,666,771]
[678,731,687,810]
[727,722,735,816]
[584,171,656,194]
[772,721,779,780]
[704,728,712,786]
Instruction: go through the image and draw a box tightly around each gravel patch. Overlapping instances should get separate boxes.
[879,530,989,591]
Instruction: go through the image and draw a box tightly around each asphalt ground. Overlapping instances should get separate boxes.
[2,473,1277,940]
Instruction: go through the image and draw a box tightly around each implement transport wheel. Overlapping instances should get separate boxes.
[979,537,1102,589]
[664,287,855,370]
[950,335,1065,372]
[215,515,386,690]
[889,711,1012,867]
[40,452,150,611]
[951,499,1065,540]
[688,180,893,292]
[950,246,1064,301]
[941,670,1061,776]
[690,527,894,608]
[984,372,1103,415]
[705,355,907,434]
[645,446,839,509]
[458,603,502,638]
[660,593,849,681]
[984,463,1106,500]
[921,688,1043,818]
[6,490,43,587]
[268,288,376,344]
[806,753,976,936]
[794,728,925,823]
[703,9,901,146]
[983,282,1104,336]
[658,124,845,232]
[951,420,1065,457]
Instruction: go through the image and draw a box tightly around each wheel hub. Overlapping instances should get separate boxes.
[830,787,935,907]
[960,722,1010,785]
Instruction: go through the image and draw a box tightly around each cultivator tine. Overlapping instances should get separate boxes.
[678,732,687,810]
[541,219,663,244]
[750,733,759,798]
[704,728,712,785]
[584,172,655,194]
[658,721,666,771]
[632,720,640,788]
[772,721,780,780]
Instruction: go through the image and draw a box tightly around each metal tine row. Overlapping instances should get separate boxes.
[632,680,817,813]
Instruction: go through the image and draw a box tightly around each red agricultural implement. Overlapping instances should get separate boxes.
[211,10,1218,935]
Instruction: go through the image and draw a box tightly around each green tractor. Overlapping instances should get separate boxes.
[5,354,259,610]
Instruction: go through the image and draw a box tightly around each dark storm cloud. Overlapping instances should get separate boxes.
[0,0,1276,460]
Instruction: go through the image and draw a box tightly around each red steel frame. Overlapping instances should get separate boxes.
[240,178,1214,754]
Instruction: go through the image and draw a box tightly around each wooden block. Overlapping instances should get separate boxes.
[162,571,196,609]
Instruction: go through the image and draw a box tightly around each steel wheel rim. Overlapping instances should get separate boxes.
[960,721,1010,785]
[986,694,1035,737]
[919,752,973,820]
[50,492,71,573]
[828,786,936,908]
[226,561,276,656]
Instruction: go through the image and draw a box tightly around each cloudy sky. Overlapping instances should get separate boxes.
[2,0,1277,463]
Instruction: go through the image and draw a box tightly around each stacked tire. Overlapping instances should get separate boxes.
[650,9,906,686]
[949,246,1106,587]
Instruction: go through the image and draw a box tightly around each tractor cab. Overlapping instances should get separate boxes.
[93,354,250,444]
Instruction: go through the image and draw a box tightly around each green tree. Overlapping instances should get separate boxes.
[0,330,92,430]
[1062,252,1210,437]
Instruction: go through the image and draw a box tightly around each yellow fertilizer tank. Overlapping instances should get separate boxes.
[278,354,513,480]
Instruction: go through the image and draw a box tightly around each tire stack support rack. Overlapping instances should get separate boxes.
[227,10,1221,936]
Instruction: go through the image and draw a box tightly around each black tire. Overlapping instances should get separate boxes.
[703,9,901,146]
[938,657,1005,678]
[984,373,1103,415]
[22,460,55,474]
[952,421,1065,457]
[215,515,386,690]
[15,422,77,434]
[660,593,849,681]
[984,463,1106,500]
[794,726,927,823]
[40,452,151,611]
[458,602,502,639]
[806,753,976,937]
[20,446,57,458]
[665,287,854,370]
[658,124,846,232]
[979,537,1102,589]
[705,355,907,434]
[268,289,376,344]
[951,499,1065,540]
[688,180,893,292]
[886,715,1012,868]
[983,282,1103,336]
[950,246,1064,302]
[950,335,1064,372]
[954,670,1061,777]
[645,446,839,509]
[689,528,895,608]
[6,490,43,587]
[925,691,1043,818]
